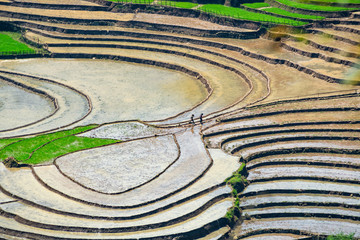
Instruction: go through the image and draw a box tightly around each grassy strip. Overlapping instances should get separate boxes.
[0,138,23,150]
[242,2,271,8]
[327,233,355,240]
[199,4,308,26]
[109,0,154,4]
[158,1,198,9]
[297,0,360,4]
[263,7,325,19]
[0,32,36,55]
[25,136,119,164]
[275,0,358,11]
[0,125,98,161]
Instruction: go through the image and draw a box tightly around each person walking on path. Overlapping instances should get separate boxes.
[190,114,195,125]
[200,113,203,124]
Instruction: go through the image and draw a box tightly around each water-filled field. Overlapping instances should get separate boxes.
[1,1,359,238]
[0,58,208,126]
[0,80,55,131]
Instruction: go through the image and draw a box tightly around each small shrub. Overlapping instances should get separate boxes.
[327,233,355,240]
[226,163,248,192]
[227,175,247,192]
[234,197,240,208]
[225,205,240,223]
[225,207,235,220]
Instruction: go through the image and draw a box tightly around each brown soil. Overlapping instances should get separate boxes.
[12,0,100,6]
[313,28,360,43]
[204,45,355,101]
[1,5,134,20]
[284,40,357,63]
[336,24,360,31]
[290,32,360,54]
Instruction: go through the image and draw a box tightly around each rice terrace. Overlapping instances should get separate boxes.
[0,0,359,238]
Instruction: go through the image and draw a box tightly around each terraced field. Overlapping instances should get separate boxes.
[0,0,359,239]
[203,94,360,239]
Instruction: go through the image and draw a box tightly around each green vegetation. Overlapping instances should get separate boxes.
[159,1,198,8]
[225,162,247,222]
[297,0,360,4]
[111,0,196,8]
[109,0,154,4]
[0,32,36,55]
[226,163,248,192]
[0,138,23,149]
[225,191,241,221]
[327,233,355,240]
[225,202,240,222]
[275,0,358,11]
[242,2,271,8]
[263,7,325,19]
[199,4,308,25]
[0,125,120,164]
[27,136,118,164]
[0,125,97,161]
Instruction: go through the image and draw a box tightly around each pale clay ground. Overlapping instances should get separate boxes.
[79,121,176,141]
[1,3,360,238]
[56,135,179,194]
[0,80,54,131]
[0,148,237,216]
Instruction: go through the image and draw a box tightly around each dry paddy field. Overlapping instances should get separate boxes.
[0,0,359,239]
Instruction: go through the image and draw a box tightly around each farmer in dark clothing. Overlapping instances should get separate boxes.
[190,114,195,124]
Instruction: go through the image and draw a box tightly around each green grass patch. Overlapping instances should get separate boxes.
[276,0,358,11]
[0,138,23,150]
[263,7,325,19]
[158,1,198,8]
[0,32,36,55]
[0,125,98,162]
[297,0,360,4]
[199,4,308,26]
[242,2,271,8]
[327,233,355,240]
[25,136,118,164]
[109,0,154,4]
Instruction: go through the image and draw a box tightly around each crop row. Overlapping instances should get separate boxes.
[199,4,308,26]
[0,32,37,55]
[273,0,358,11]
[0,126,120,164]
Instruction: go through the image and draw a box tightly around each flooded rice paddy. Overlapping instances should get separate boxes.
[56,135,179,194]
[0,58,208,127]
[0,79,55,131]
[0,71,90,137]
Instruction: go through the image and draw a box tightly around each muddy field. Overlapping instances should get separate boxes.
[0,58,208,125]
[0,1,360,239]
